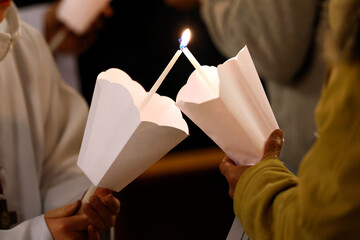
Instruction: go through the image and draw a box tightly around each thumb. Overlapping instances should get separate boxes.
[45,200,82,219]
[262,129,284,160]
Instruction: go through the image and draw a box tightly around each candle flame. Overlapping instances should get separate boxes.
[179,29,191,49]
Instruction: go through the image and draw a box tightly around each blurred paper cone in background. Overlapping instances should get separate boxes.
[56,0,111,35]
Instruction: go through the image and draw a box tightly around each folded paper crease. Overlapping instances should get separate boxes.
[176,46,278,166]
[78,68,188,192]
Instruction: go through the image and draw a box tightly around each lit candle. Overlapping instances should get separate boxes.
[180,29,217,92]
[140,30,196,110]
[140,28,216,111]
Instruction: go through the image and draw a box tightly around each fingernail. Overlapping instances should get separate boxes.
[275,136,282,145]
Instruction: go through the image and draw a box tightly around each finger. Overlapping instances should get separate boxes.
[226,165,251,198]
[263,129,284,160]
[219,156,236,176]
[104,194,120,215]
[45,214,89,237]
[83,196,112,231]
[45,200,81,218]
[88,224,101,240]
[83,203,105,232]
[90,195,114,228]
[94,187,113,197]
[66,214,90,231]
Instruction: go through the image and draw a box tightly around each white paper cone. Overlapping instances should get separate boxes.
[218,47,278,145]
[57,0,111,35]
[176,46,278,166]
[78,69,188,192]
[177,46,278,238]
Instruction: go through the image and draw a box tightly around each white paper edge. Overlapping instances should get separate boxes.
[227,218,249,240]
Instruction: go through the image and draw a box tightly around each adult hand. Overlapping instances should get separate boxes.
[44,1,113,54]
[45,200,99,240]
[219,129,284,198]
[219,156,250,199]
[82,188,120,236]
[262,129,283,160]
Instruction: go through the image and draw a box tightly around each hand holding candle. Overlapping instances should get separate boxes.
[77,68,188,199]
[176,46,279,239]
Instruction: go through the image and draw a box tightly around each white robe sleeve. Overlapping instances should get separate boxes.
[17,17,91,212]
[0,5,90,238]
[34,31,91,211]
[0,215,52,240]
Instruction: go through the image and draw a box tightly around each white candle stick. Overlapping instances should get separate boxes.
[140,50,182,110]
[140,28,215,110]
[81,184,96,204]
[181,47,217,92]
[49,29,67,52]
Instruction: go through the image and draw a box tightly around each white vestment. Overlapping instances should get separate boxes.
[18,3,81,92]
[0,4,90,239]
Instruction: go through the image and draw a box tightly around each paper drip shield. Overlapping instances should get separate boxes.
[176,46,278,165]
[78,68,188,191]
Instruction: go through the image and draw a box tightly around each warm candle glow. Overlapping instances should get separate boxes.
[139,30,189,111]
[179,29,191,49]
[180,29,216,92]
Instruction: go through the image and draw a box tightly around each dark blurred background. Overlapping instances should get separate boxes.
[15,0,234,239]
[76,1,225,151]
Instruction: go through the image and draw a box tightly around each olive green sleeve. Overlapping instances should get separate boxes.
[233,64,360,240]
[233,159,299,240]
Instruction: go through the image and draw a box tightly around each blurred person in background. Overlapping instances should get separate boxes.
[16,0,113,91]
[0,1,119,239]
[165,0,328,174]
[220,0,360,238]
